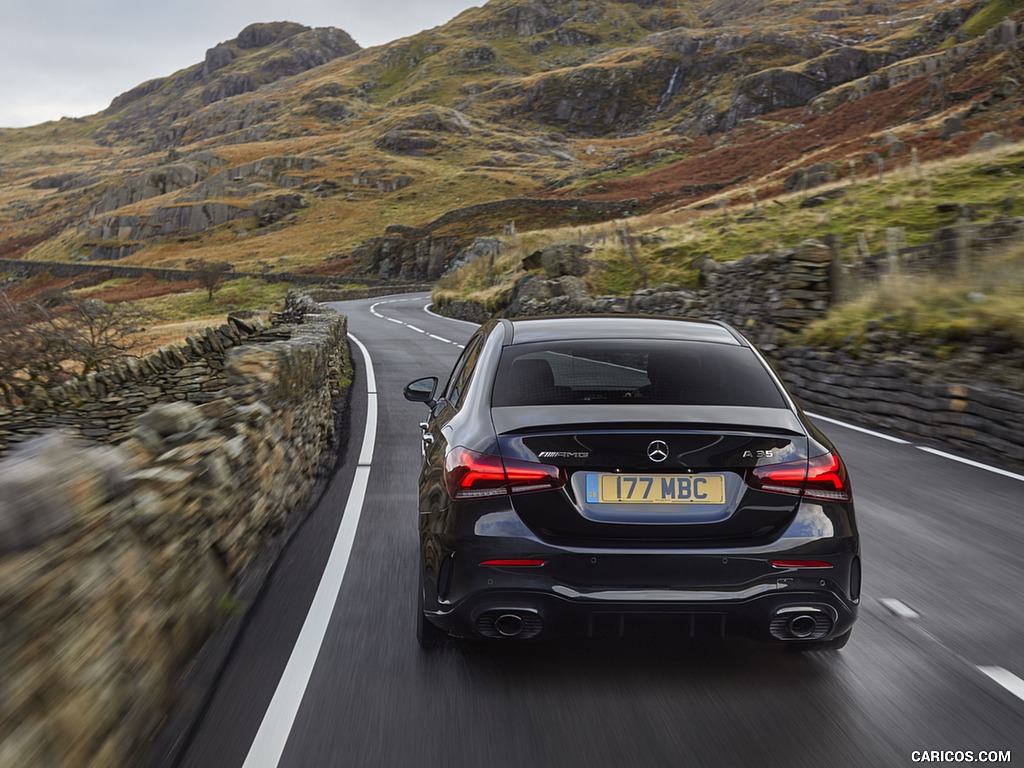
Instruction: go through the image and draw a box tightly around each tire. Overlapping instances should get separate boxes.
[416,576,446,650]
[787,628,852,653]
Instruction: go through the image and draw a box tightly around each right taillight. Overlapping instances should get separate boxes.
[444,446,564,500]
[748,452,851,502]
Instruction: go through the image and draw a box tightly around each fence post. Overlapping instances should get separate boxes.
[957,214,971,275]
[857,231,870,260]
[618,224,648,289]
[886,227,903,277]
[824,233,844,305]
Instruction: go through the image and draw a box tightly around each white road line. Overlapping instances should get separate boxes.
[241,333,377,768]
[917,447,1024,483]
[807,412,1024,481]
[806,412,910,445]
[423,302,481,327]
[880,598,920,620]
[978,667,1024,703]
[369,299,467,347]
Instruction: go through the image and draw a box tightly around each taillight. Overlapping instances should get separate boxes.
[804,452,851,501]
[748,452,851,502]
[444,446,564,500]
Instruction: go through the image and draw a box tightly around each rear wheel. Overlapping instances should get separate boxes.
[787,628,852,653]
[416,575,446,650]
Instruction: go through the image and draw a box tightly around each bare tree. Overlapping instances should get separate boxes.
[0,292,153,405]
[43,295,153,377]
[192,259,232,301]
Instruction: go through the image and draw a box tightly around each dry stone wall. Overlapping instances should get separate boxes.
[0,297,350,768]
[0,315,268,456]
[496,238,835,349]
[775,347,1024,468]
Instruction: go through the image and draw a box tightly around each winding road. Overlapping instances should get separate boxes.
[173,293,1024,768]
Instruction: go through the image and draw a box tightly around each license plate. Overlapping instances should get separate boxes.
[586,473,726,504]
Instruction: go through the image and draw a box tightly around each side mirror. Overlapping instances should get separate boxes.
[404,376,438,407]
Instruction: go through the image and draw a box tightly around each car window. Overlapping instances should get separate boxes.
[492,339,786,408]
[444,335,485,410]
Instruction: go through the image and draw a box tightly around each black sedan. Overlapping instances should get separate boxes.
[404,316,860,651]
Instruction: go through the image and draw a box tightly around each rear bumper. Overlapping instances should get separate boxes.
[421,498,860,642]
[428,586,857,642]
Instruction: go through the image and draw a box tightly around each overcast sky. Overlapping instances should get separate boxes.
[1,1,480,128]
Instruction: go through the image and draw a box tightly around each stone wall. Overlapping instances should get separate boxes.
[0,256,419,287]
[775,346,1024,468]
[0,314,268,456]
[484,238,835,350]
[0,298,350,767]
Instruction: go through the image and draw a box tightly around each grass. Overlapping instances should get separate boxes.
[436,141,1024,352]
[134,278,294,323]
[800,242,1024,350]
[959,0,1023,38]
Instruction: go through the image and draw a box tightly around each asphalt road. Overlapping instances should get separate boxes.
[175,293,1024,768]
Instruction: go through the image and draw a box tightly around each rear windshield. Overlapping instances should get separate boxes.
[491,339,786,408]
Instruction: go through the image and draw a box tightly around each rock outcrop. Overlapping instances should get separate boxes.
[98,23,360,147]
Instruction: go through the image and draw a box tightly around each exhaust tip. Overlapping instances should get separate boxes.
[494,613,525,637]
[769,606,834,641]
[788,615,817,639]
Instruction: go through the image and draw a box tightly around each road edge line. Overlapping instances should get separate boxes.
[241,333,377,768]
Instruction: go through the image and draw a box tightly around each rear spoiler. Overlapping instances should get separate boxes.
[491,405,805,436]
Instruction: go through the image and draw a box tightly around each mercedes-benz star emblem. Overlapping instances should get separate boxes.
[647,440,669,463]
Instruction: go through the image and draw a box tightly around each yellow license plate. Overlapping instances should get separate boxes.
[587,473,726,504]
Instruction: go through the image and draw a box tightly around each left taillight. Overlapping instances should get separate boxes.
[747,451,851,502]
[444,446,565,500]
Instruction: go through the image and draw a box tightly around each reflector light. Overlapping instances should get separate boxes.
[479,559,547,567]
[770,559,834,569]
[444,446,564,500]
[747,451,851,502]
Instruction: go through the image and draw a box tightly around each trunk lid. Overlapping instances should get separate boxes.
[492,405,808,548]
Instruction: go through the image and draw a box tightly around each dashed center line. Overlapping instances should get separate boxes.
[978,667,1024,704]
[369,298,465,348]
[880,598,920,620]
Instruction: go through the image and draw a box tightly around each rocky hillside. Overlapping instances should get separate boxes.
[0,0,1022,295]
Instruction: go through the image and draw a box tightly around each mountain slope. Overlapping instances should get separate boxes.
[0,0,1021,290]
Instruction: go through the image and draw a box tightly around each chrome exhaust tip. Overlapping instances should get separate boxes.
[788,615,818,639]
[769,605,836,641]
[494,613,525,637]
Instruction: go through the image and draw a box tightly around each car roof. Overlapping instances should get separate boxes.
[501,316,745,346]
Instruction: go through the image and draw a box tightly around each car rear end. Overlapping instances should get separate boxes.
[421,318,860,647]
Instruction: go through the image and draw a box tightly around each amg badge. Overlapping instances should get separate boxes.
[538,451,590,459]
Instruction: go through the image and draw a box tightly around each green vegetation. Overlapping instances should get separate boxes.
[136,278,294,322]
[959,0,1024,38]
[438,143,1024,350]
[799,244,1024,349]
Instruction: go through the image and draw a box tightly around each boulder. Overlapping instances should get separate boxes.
[784,163,837,192]
[941,114,965,139]
[970,132,1010,154]
[534,242,592,277]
